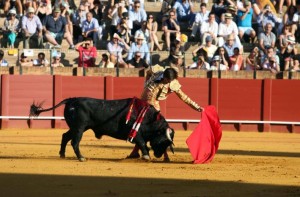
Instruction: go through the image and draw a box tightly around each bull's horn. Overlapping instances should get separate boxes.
[170,145,174,154]
[166,128,173,142]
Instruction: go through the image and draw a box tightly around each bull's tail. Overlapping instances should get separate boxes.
[29,99,70,117]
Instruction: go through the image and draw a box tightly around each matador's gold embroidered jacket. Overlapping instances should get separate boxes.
[140,71,200,111]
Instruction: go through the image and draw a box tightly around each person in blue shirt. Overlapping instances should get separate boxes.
[237,0,256,42]
[127,33,150,64]
[172,0,195,24]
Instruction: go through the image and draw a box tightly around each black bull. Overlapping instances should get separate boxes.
[30,97,175,162]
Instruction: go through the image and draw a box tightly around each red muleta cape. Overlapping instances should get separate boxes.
[186,106,222,164]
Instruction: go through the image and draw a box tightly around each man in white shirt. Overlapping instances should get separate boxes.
[200,12,218,45]
[218,13,241,47]
[223,34,243,57]
[190,3,209,39]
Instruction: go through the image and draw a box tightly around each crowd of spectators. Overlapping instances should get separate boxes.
[0,0,300,72]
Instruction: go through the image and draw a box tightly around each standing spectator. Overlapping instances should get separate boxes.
[33,52,50,66]
[0,50,9,67]
[162,10,180,51]
[258,23,276,57]
[245,47,261,70]
[190,3,209,39]
[146,14,162,52]
[75,38,97,67]
[81,12,101,45]
[218,13,241,47]
[72,5,87,43]
[172,0,194,24]
[200,12,218,45]
[51,54,64,67]
[229,47,244,71]
[129,0,147,35]
[237,0,256,43]
[43,7,75,49]
[160,0,175,24]
[22,7,43,49]
[223,34,243,57]
[127,51,149,68]
[99,53,115,68]
[3,9,19,48]
[281,35,297,71]
[107,33,130,68]
[127,33,150,64]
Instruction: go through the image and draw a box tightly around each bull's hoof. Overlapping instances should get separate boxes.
[126,153,140,159]
[78,157,87,162]
[142,155,150,160]
[163,157,171,162]
[60,155,65,159]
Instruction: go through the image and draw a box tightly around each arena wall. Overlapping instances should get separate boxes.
[0,74,299,133]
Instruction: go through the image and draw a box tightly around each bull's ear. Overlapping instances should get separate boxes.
[166,128,173,142]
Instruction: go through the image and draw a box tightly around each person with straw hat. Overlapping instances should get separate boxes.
[127,33,150,64]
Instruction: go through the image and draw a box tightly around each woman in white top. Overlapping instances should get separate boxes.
[108,1,127,39]
[3,9,19,48]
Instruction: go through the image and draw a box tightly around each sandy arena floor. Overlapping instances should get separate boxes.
[0,129,299,197]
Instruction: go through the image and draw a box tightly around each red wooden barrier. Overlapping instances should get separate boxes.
[1,75,300,133]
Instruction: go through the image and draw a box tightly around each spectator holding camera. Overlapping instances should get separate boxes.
[75,37,97,67]
[260,46,280,69]
[257,4,281,34]
[262,56,280,73]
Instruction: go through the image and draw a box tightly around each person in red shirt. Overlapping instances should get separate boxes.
[75,37,97,67]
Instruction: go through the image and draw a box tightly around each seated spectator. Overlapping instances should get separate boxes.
[262,56,280,73]
[60,2,73,37]
[256,4,281,34]
[200,12,218,45]
[211,0,234,23]
[237,0,256,43]
[290,54,300,72]
[3,0,23,16]
[18,53,33,66]
[0,50,9,67]
[81,12,101,45]
[99,53,115,68]
[162,10,180,51]
[35,0,52,22]
[22,7,43,49]
[51,54,64,67]
[278,0,295,15]
[146,14,162,52]
[127,33,150,64]
[168,36,184,66]
[210,55,228,71]
[169,50,184,68]
[229,47,244,71]
[223,34,243,57]
[213,46,230,69]
[3,9,19,48]
[245,47,261,70]
[279,25,293,51]
[197,36,217,63]
[90,0,105,27]
[108,1,127,39]
[107,33,130,68]
[71,4,87,43]
[258,23,276,57]
[129,0,147,35]
[218,13,242,47]
[118,12,133,35]
[282,5,298,35]
[128,0,144,10]
[172,0,195,24]
[160,0,174,24]
[127,51,149,68]
[191,3,209,39]
[117,23,131,45]
[187,53,210,70]
[226,4,238,23]
[134,21,150,46]
[33,52,49,66]
[260,46,280,69]
[43,7,75,49]
[281,35,297,71]
[75,38,97,67]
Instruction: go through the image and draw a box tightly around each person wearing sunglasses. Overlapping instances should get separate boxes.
[3,9,19,48]
[75,37,97,67]
[128,0,147,35]
[51,54,64,67]
[18,53,33,67]
[72,5,87,44]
